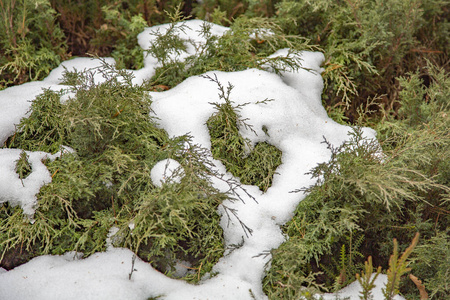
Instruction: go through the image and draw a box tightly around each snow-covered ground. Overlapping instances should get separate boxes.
[0,20,403,300]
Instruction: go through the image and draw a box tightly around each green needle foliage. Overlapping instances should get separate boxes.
[356,256,382,300]
[408,229,450,299]
[383,233,420,300]
[263,122,449,298]
[264,57,449,299]
[1,62,235,282]
[0,0,68,89]
[205,74,282,192]
[15,150,32,182]
[91,4,147,70]
[146,10,313,89]
[275,0,448,121]
[7,89,68,153]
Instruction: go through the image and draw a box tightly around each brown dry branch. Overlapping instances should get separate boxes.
[409,274,428,300]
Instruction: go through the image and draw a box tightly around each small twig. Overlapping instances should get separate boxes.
[221,204,253,238]
[128,254,137,280]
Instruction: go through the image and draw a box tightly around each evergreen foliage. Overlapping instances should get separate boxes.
[0,0,194,89]
[1,64,234,282]
[408,230,450,299]
[0,1,449,299]
[205,74,282,192]
[275,0,448,121]
[7,89,67,153]
[0,0,68,88]
[15,150,32,183]
[49,0,187,57]
[91,4,147,69]
[376,60,450,300]
[264,58,449,299]
[146,13,313,89]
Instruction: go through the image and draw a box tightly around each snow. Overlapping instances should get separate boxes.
[0,149,65,218]
[43,57,117,85]
[150,158,185,187]
[0,20,402,300]
[321,275,405,300]
[138,19,229,66]
[0,81,53,145]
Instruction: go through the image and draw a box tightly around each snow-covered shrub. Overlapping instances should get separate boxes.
[1,65,230,282]
[0,2,448,298]
[145,13,314,89]
[264,63,449,299]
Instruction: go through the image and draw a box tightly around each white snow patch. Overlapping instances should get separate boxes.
[150,158,184,187]
[43,57,117,85]
[138,19,229,68]
[321,274,405,300]
[0,149,63,218]
[0,248,185,300]
[0,81,53,144]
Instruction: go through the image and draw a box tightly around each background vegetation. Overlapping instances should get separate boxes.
[1,0,448,299]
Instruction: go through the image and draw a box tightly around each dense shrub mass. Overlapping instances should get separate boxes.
[2,66,228,282]
[263,60,449,298]
[0,0,69,88]
[276,0,449,117]
[1,1,448,299]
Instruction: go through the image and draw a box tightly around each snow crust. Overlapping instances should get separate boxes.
[0,20,401,300]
